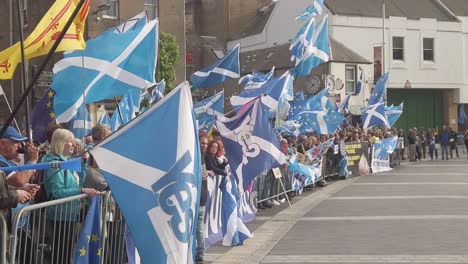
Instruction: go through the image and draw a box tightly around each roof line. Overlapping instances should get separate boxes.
[432,0,460,22]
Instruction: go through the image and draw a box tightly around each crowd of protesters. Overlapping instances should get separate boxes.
[0,122,466,263]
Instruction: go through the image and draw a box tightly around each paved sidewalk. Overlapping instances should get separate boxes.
[205,155,468,264]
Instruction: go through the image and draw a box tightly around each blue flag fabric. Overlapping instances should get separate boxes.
[110,111,121,132]
[194,91,224,130]
[275,121,301,137]
[52,19,158,123]
[385,102,404,127]
[459,104,467,124]
[339,154,349,177]
[98,112,112,127]
[288,158,320,187]
[72,196,102,264]
[90,82,200,264]
[217,98,286,190]
[238,66,275,91]
[69,106,92,139]
[296,0,324,22]
[230,71,294,111]
[191,44,240,90]
[368,72,389,105]
[220,175,252,246]
[306,88,335,112]
[361,102,390,129]
[355,70,365,95]
[338,94,351,114]
[149,80,166,105]
[299,109,344,135]
[287,91,307,121]
[30,89,57,143]
[291,15,330,77]
[374,136,398,160]
[118,94,136,125]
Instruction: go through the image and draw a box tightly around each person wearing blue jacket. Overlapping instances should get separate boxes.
[41,128,99,263]
[439,126,450,160]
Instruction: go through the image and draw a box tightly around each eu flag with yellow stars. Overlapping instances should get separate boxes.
[72,196,102,264]
[30,89,57,143]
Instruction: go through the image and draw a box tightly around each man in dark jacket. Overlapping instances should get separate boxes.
[196,135,213,263]
[440,126,450,160]
[449,127,459,159]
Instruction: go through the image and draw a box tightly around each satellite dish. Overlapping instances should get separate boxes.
[335,78,344,90]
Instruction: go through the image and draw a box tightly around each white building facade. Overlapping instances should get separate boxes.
[228,0,468,131]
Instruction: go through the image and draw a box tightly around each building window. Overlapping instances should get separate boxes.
[345,65,357,94]
[392,36,404,61]
[144,0,159,20]
[423,38,434,62]
[106,0,118,18]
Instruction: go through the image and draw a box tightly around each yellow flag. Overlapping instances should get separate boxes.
[0,0,89,80]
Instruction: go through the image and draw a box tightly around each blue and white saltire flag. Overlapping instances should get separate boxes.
[299,109,344,135]
[385,102,404,127]
[217,98,286,190]
[191,44,240,90]
[459,104,467,124]
[355,70,365,95]
[117,94,136,125]
[275,121,301,137]
[288,156,320,186]
[290,17,315,64]
[371,136,398,173]
[98,112,112,128]
[194,90,224,129]
[361,102,390,129]
[52,19,159,123]
[239,66,275,91]
[149,80,166,105]
[296,0,324,22]
[338,94,351,114]
[220,176,252,246]
[110,112,121,132]
[231,71,294,111]
[368,72,389,105]
[305,88,334,111]
[69,106,93,139]
[90,82,200,264]
[292,15,330,78]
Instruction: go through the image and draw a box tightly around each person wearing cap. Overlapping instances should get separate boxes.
[0,125,40,187]
[0,125,40,230]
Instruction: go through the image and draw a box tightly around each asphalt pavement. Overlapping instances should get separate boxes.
[206,153,468,264]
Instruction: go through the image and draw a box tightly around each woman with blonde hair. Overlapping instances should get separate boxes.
[41,128,98,263]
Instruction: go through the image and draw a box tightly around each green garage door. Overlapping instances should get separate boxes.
[387,89,443,132]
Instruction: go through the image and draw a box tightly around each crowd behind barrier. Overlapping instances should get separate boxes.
[0,123,467,263]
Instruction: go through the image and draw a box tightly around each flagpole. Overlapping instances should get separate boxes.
[0,85,20,131]
[16,0,31,139]
[382,0,386,74]
[0,0,86,138]
[114,97,125,125]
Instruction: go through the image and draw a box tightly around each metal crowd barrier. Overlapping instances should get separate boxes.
[101,191,127,264]
[9,194,89,264]
[0,213,6,264]
[7,191,131,264]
